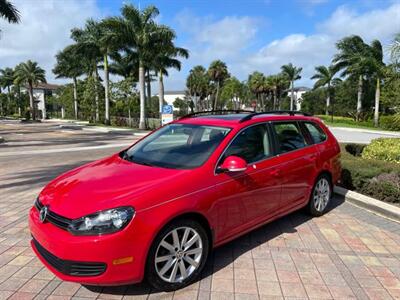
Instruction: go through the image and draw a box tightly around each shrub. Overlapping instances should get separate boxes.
[345,143,366,157]
[362,138,400,163]
[360,180,400,203]
[380,114,400,131]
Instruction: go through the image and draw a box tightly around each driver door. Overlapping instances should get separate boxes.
[213,123,282,242]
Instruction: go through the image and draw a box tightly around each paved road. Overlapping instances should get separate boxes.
[1,121,400,299]
[329,127,400,144]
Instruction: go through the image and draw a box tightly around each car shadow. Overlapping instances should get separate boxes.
[85,195,345,296]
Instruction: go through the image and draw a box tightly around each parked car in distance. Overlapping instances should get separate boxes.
[29,110,341,291]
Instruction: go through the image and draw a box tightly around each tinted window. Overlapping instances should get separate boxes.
[304,122,327,144]
[124,124,230,169]
[222,124,271,163]
[273,122,307,153]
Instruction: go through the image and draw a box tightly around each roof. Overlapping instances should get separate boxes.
[155,90,186,96]
[176,111,317,127]
[287,86,310,92]
[31,83,61,90]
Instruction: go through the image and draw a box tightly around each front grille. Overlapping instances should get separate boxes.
[33,238,107,277]
[35,198,72,230]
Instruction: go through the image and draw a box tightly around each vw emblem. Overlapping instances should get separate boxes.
[39,206,48,223]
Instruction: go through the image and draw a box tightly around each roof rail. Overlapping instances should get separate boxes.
[179,110,254,120]
[239,110,313,123]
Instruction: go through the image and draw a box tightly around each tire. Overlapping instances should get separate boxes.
[307,174,332,217]
[145,219,209,291]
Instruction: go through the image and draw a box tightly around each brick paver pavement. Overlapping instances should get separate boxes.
[1,121,400,299]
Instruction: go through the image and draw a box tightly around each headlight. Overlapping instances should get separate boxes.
[68,207,135,236]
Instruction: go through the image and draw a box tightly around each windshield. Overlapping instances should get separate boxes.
[122,123,231,169]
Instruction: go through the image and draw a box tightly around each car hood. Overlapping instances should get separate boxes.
[39,154,195,219]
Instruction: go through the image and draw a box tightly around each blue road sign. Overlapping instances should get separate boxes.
[162,105,173,114]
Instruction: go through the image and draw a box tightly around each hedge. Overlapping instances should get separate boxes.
[340,144,400,203]
[362,138,400,163]
[379,114,400,131]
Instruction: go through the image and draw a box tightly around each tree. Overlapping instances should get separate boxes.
[109,50,138,80]
[333,35,371,119]
[0,0,20,24]
[266,74,288,110]
[104,4,175,129]
[153,43,188,114]
[71,19,104,123]
[281,63,302,111]
[311,65,339,115]
[248,71,267,111]
[369,40,385,127]
[14,60,46,120]
[208,60,229,110]
[220,77,243,110]
[186,66,210,111]
[0,67,14,113]
[53,45,85,119]
[389,33,400,63]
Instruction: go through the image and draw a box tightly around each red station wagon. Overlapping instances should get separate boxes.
[29,110,341,291]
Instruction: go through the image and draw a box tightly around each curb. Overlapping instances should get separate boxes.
[334,186,400,223]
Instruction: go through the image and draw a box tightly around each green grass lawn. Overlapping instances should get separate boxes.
[316,115,383,130]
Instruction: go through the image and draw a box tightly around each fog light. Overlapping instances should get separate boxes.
[112,256,133,265]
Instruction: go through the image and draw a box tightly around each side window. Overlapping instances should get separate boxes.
[304,122,327,144]
[273,122,307,154]
[222,124,271,164]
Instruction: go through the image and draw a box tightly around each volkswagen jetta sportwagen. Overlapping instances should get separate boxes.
[29,111,341,291]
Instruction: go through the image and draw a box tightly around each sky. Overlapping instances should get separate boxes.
[0,0,399,91]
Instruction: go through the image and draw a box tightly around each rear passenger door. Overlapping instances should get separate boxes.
[271,121,318,210]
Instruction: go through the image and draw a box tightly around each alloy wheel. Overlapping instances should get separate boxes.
[313,178,331,212]
[154,226,203,283]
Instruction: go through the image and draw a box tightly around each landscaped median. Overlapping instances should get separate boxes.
[337,139,400,221]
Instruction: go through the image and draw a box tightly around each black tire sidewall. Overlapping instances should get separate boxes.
[145,219,209,291]
[308,174,332,217]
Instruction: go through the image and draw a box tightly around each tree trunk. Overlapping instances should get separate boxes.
[374,77,380,127]
[290,81,294,111]
[213,82,220,111]
[139,63,146,130]
[73,77,78,119]
[326,82,331,116]
[104,54,110,125]
[94,68,99,122]
[273,89,277,110]
[128,107,132,127]
[61,106,65,119]
[356,74,363,121]
[7,86,11,114]
[42,91,47,120]
[159,71,164,114]
[28,82,35,120]
[147,69,151,107]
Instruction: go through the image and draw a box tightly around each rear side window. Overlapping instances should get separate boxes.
[304,122,327,144]
[272,122,307,153]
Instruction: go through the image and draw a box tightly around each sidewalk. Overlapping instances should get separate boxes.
[328,126,400,137]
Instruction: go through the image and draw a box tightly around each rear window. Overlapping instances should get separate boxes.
[272,122,307,153]
[304,122,327,144]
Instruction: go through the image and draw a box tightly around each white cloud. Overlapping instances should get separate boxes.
[0,0,100,83]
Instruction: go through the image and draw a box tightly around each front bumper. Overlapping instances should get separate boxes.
[29,206,148,285]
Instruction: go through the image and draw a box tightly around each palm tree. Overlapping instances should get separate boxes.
[71,20,104,123]
[153,45,189,113]
[389,33,400,62]
[14,60,46,120]
[281,63,302,111]
[248,71,266,111]
[186,66,210,111]
[208,60,229,110]
[0,67,14,113]
[369,40,385,127]
[333,35,371,119]
[109,50,138,80]
[311,65,339,115]
[53,45,85,119]
[104,4,174,129]
[0,0,20,24]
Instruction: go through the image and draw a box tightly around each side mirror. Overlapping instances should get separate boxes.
[218,156,247,173]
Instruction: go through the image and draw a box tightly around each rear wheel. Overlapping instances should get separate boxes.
[307,174,332,216]
[145,219,209,291]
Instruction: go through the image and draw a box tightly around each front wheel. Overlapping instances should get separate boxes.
[145,219,209,291]
[307,174,332,216]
